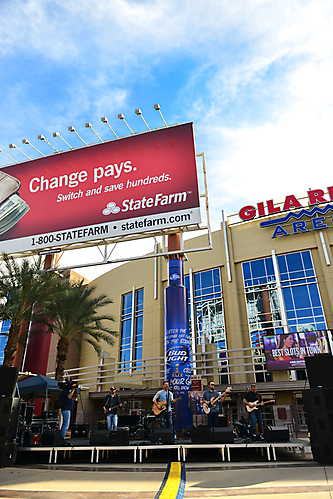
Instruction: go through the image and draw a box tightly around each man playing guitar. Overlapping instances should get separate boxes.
[152,381,175,430]
[203,381,228,428]
[243,384,266,440]
[102,386,122,431]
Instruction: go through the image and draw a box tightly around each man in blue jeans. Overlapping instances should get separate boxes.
[153,381,174,429]
[103,387,122,431]
[60,382,78,438]
[243,384,264,440]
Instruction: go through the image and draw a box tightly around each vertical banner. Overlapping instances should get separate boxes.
[164,259,193,431]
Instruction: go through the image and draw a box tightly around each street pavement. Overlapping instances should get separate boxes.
[0,446,332,498]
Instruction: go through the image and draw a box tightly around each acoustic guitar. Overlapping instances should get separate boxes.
[152,397,181,416]
[203,387,232,414]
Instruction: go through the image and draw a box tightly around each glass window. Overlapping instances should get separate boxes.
[185,269,225,350]
[120,289,144,371]
[242,251,327,346]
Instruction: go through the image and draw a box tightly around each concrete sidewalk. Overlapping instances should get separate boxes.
[0,460,333,499]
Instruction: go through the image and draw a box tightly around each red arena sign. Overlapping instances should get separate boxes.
[0,123,201,254]
[239,187,333,221]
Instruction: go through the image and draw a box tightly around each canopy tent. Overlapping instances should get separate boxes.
[17,374,61,400]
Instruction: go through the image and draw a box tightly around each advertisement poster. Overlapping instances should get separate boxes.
[263,330,330,370]
[0,123,201,254]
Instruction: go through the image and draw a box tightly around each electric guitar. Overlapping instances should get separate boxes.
[103,403,122,415]
[152,397,181,416]
[246,399,275,413]
[203,387,232,414]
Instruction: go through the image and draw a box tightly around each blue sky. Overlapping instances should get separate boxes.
[1,0,333,278]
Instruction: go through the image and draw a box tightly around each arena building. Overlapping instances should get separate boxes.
[55,187,333,435]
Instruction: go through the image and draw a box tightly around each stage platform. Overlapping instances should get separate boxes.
[15,437,311,464]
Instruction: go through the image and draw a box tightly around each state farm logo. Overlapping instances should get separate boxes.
[102,202,120,215]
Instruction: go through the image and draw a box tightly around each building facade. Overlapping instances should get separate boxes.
[63,194,333,433]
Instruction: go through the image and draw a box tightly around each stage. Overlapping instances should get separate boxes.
[15,437,311,464]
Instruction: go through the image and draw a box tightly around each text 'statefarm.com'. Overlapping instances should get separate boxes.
[30,212,193,247]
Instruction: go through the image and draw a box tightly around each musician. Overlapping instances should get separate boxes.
[203,381,227,428]
[153,380,174,429]
[59,381,78,438]
[103,386,122,431]
[243,384,264,440]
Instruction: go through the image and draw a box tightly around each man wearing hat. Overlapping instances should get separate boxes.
[103,386,122,431]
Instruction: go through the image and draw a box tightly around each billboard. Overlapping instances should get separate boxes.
[263,330,330,371]
[0,123,201,254]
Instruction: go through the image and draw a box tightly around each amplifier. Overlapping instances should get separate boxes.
[71,424,90,438]
[264,426,289,442]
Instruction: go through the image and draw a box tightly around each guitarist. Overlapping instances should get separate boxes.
[203,381,227,428]
[243,384,264,440]
[152,381,174,430]
[102,386,122,431]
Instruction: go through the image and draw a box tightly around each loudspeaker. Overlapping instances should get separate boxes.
[303,388,333,413]
[0,398,21,446]
[306,412,333,439]
[110,428,129,446]
[0,444,14,468]
[210,427,234,443]
[40,431,66,446]
[71,424,90,438]
[89,429,129,446]
[311,437,333,465]
[90,430,111,445]
[150,429,174,444]
[0,397,21,421]
[218,415,228,427]
[0,367,18,397]
[191,426,211,444]
[305,355,333,389]
[264,426,289,442]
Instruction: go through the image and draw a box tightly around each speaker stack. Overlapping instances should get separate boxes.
[0,367,19,468]
[304,355,333,464]
[189,426,234,444]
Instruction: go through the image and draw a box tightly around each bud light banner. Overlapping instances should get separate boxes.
[164,259,193,429]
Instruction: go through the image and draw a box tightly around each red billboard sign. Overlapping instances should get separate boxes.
[0,123,201,254]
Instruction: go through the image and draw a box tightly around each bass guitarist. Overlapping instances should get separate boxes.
[102,386,122,431]
[152,381,174,430]
[243,384,265,440]
[203,381,227,428]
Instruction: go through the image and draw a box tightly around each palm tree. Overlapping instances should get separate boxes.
[40,279,117,381]
[0,254,60,367]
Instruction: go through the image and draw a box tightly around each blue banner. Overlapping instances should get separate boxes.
[164,259,193,430]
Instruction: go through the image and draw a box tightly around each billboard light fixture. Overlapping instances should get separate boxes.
[85,123,103,143]
[135,109,150,130]
[53,132,73,150]
[68,126,88,146]
[22,139,46,157]
[8,143,32,160]
[101,117,119,139]
[0,148,18,164]
[38,135,60,154]
[154,103,167,127]
[117,113,134,135]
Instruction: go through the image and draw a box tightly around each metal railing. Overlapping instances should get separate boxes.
[47,346,270,391]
